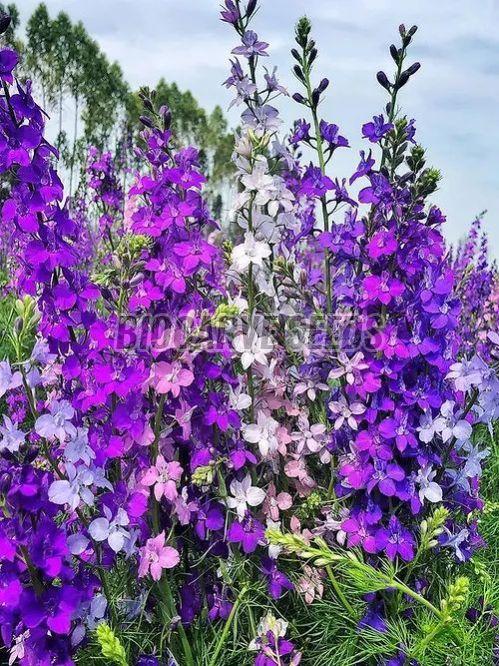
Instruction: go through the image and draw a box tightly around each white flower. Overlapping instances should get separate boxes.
[416,466,443,504]
[0,415,25,452]
[9,630,29,666]
[243,411,279,458]
[226,474,266,519]
[233,328,272,369]
[241,159,276,207]
[228,385,252,411]
[417,411,438,444]
[446,357,485,393]
[231,232,271,273]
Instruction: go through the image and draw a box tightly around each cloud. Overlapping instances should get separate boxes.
[18,0,499,256]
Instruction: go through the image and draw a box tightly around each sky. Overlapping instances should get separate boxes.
[19,0,499,257]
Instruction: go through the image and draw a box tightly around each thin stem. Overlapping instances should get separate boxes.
[325,565,355,617]
[150,393,166,533]
[302,64,332,315]
[207,585,248,666]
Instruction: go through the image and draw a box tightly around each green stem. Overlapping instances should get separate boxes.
[325,565,355,617]
[159,577,195,666]
[207,585,248,666]
[389,579,442,618]
[151,393,167,533]
[302,66,332,316]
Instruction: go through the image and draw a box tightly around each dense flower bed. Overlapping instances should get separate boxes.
[0,3,497,665]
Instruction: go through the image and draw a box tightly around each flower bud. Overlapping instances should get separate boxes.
[139,115,154,128]
[293,65,305,83]
[376,71,391,91]
[295,16,311,47]
[405,62,421,77]
[246,0,258,18]
[292,92,307,105]
[318,78,329,93]
[0,13,11,35]
[129,273,144,288]
[397,71,410,88]
[159,104,171,124]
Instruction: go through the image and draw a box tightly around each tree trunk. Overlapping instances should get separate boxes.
[69,95,78,202]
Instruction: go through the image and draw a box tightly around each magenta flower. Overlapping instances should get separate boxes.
[362,273,405,305]
[138,532,180,581]
[366,229,398,259]
[142,456,183,502]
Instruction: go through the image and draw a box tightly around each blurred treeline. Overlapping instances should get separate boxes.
[1,2,234,211]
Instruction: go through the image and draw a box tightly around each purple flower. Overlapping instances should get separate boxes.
[376,516,415,562]
[232,31,269,58]
[320,121,349,149]
[290,119,310,145]
[362,273,405,305]
[301,165,334,197]
[0,49,19,83]
[227,515,265,553]
[362,114,393,142]
[358,173,393,205]
[260,557,293,599]
[220,0,240,25]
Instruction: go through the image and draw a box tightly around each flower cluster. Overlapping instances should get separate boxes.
[0,4,496,665]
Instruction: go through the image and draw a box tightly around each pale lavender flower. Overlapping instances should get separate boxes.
[0,415,25,452]
[64,427,95,465]
[242,411,279,458]
[0,360,22,397]
[328,352,368,385]
[35,399,76,443]
[89,506,130,553]
[433,400,472,443]
[48,463,95,510]
[328,396,365,430]
[416,466,443,504]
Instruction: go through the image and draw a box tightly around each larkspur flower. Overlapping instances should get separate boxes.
[138,532,180,581]
[231,232,271,273]
[141,456,183,502]
[226,474,266,519]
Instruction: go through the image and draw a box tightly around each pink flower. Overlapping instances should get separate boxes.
[284,458,316,496]
[142,456,183,501]
[151,361,194,397]
[297,565,325,604]
[138,531,180,581]
[262,482,292,521]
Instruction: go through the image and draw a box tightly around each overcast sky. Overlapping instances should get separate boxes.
[20,0,499,257]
